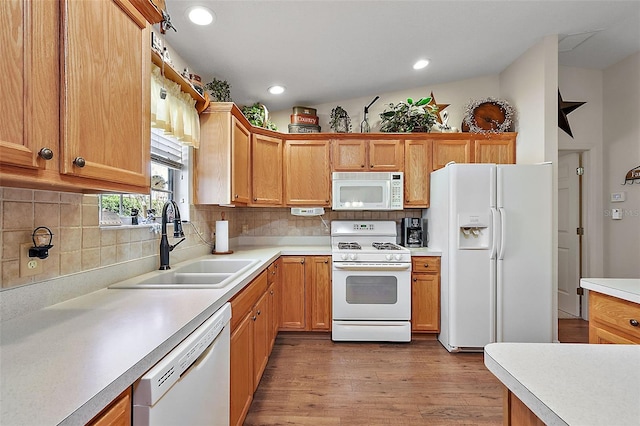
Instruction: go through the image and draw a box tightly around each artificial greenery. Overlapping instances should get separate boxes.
[379,97,438,132]
[241,103,278,130]
[204,78,232,102]
[329,106,352,132]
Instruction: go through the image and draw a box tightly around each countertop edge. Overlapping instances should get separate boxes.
[580,278,640,304]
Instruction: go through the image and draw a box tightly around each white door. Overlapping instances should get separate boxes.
[557,152,581,317]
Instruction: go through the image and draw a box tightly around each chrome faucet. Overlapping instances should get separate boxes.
[159,200,185,270]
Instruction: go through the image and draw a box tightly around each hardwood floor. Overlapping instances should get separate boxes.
[558,318,589,343]
[245,334,503,425]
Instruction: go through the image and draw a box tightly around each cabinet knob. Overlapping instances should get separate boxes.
[325,199,329,203]
[270,290,274,295]
[370,164,374,168]
[38,148,54,160]
[73,157,86,168]
[324,260,328,264]
[413,278,417,282]
[423,264,429,268]
[361,164,365,168]
[252,316,257,321]
[630,319,639,327]
[234,194,239,199]
[253,198,257,201]
[300,259,305,264]
[257,310,261,315]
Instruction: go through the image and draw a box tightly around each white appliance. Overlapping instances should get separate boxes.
[331,221,412,342]
[133,303,231,425]
[426,163,553,352]
[332,172,404,210]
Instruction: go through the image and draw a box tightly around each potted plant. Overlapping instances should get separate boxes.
[379,97,438,132]
[329,106,352,133]
[241,103,278,130]
[204,77,232,102]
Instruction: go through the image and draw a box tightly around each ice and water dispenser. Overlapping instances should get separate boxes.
[458,213,490,249]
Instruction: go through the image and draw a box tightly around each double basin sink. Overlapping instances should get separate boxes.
[109,258,260,289]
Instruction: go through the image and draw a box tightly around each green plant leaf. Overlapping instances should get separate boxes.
[416,97,431,106]
[407,98,414,105]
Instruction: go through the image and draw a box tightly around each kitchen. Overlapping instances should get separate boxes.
[1,1,640,425]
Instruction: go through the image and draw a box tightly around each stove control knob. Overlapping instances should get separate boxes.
[385,254,393,260]
[349,253,357,260]
[394,254,402,261]
[341,253,348,260]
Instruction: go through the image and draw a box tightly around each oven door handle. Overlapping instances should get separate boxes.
[333,262,411,271]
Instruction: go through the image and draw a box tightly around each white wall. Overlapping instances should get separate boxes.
[558,66,605,282]
[602,52,640,278]
[270,74,500,134]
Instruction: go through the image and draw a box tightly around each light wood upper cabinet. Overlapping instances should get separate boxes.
[404,139,432,208]
[231,116,251,204]
[432,138,473,170]
[284,139,331,206]
[251,133,283,206]
[0,0,151,193]
[474,134,516,164]
[60,0,150,188]
[0,0,58,170]
[195,103,252,205]
[332,139,403,171]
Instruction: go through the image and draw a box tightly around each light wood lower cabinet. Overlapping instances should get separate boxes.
[279,256,332,332]
[411,257,440,333]
[503,387,545,426]
[86,388,131,426]
[589,291,640,344]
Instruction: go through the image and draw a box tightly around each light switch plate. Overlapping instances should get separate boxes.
[20,243,44,277]
[610,192,626,202]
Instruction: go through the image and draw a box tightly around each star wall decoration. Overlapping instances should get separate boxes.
[427,91,450,124]
[558,89,586,138]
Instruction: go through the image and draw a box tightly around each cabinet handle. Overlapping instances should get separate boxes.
[38,148,54,160]
[73,157,86,168]
[630,319,639,327]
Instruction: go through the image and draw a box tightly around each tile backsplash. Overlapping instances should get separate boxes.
[0,187,421,291]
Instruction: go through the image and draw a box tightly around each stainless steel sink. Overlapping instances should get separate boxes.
[109,258,260,289]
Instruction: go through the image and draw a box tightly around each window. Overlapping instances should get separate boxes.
[99,129,191,226]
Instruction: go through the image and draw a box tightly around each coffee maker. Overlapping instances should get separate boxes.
[401,217,427,248]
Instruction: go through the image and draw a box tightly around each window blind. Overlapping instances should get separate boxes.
[151,127,183,169]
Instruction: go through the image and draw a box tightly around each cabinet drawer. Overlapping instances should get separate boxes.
[230,270,268,331]
[589,292,640,341]
[412,257,440,274]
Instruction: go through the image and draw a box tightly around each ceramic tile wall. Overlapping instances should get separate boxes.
[0,186,422,290]
[0,188,218,290]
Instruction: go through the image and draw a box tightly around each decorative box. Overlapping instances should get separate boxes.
[288,124,321,133]
[291,114,319,125]
[292,106,317,116]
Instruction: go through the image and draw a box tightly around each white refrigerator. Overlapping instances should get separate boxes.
[426,163,554,352]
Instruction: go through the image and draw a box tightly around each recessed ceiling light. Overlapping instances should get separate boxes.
[187,6,215,26]
[268,85,285,95]
[413,59,430,70]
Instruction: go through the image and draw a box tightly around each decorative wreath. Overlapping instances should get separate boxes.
[463,97,515,134]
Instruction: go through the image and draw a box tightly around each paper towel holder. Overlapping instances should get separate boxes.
[212,212,234,255]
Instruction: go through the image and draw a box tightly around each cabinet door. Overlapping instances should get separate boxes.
[251,134,282,205]
[252,291,270,391]
[432,139,472,170]
[284,140,331,206]
[412,273,440,332]
[0,0,58,170]
[87,388,131,426]
[60,0,150,189]
[231,116,251,204]
[368,140,403,171]
[280,256,306,330]
[230,312,253,426]
[308,256,332,331]
[404,140,432,207]
[332,139,367,171]
[474,135,516,164]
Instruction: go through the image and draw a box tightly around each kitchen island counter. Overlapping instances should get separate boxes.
[484,342,640,425]
[580,278,640,304]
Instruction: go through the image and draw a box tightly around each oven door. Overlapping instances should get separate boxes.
[332,263,411,320]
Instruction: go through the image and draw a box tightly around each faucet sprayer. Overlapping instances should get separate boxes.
[159,200,185,270]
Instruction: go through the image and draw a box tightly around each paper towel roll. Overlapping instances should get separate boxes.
[215,220,229,253]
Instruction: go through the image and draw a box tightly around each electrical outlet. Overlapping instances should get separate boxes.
[20,243,44,277]
[242,224,249,234]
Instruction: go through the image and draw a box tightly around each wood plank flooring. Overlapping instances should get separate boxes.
[245,320,589,425]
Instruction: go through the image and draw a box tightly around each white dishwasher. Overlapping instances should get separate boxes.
[133,303,231,426]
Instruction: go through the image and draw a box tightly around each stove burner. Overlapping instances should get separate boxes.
[338,242,361,250]
[372,242,401,250]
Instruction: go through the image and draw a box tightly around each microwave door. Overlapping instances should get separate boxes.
[333,181,388,210]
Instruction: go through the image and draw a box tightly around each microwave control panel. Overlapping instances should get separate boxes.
[390,174,403,208]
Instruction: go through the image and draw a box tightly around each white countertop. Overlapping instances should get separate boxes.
[0,244,440,425]
[484,343,640,426]
[580,278,640,304]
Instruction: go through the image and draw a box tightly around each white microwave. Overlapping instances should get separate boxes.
[332,172,404,210]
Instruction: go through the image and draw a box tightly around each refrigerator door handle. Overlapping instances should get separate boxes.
[498,207,506,260]
[490,208,499,259]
